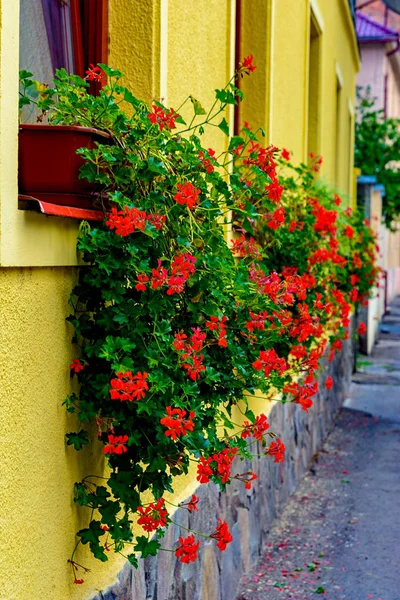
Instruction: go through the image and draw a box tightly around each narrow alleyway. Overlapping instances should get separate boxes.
[237,298,400,600]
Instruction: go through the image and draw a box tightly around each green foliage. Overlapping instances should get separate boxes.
[355,87,400,227]
[21,64,379,573]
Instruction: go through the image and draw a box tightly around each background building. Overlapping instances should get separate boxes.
[356,0,400,350]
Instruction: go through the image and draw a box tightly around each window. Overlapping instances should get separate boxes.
[19,0,109,109]
[334,73,343,188]
[307,13,322,159]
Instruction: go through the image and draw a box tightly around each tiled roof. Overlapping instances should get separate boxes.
[356,0,400,32]
[356,12,399,40]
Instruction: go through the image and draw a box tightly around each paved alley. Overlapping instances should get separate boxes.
[237,299,400,600]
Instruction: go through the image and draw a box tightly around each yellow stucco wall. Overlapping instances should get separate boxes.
[0,268,128,600]
[0,0,360,598]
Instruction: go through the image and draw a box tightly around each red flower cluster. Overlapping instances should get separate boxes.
[167,253,197,295]
[147,104,178,130]
[85,64,105,84]
[175,535,200,563]
[329,339,343,362]
[253,349,288,378]
[70,358,84,373]
[289,302,323,342]
[205,315,228,347]
[240,54,257,74]
[283,377,318,412]
[288,220,305,232]
[136,253,196,295]
[180,494,199,513]
[266,179,284,204]
[344,225,354,239]
[281,148,290,161]
[244,142,278,181]
[109,371,149,402]
[312,202,338,236]
[174,182,201,209]
[106,206,165,237]
[211,519,233,551]
[266,206,285,230]
[266,438,285,462]
[246,311,268,333]
[104,434,129,455]
[173,328,206,381]
[357,322,367,336]
[137,498,168,532]
[241,413,270,441]
[325,376,334,390]
[160,406,195,440]
[231,234,262,259]
[198,148,216,173]
[196,447,238,484]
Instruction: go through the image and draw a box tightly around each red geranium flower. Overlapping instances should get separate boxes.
[211,519,233,551]
[104,434,129,455]
[180,494,199,513]
[240,55,257,74]
[357,322,367,336]
[85,63,105,83]
[241,413,270,441]
[173,182,201,210]
[266,438,285,463]
[325,376,334,390]
[175,535,200,563]
[266,179,284,204]
[344,225,354,239]
[70,358,84,373]
[137,498,168,532]
[160,406,195,440]
[109,371,149,402]
[281,148,290,161]
[147,105,178,130]
[197,456,213,484]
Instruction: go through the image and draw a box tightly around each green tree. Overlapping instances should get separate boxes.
[355,87,400,228]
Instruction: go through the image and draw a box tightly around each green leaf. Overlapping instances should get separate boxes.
[190,96,206,115]
[218,118,230,137]
[147,156,167,174]
[134,536,161,558]
[19,69,34,80]
[228,136,244,152]
[244,409,256,424]
[66,430,89,451]
[128,554,138,568]
[98,63,124,78]
[77,520,108,561]
[215,89,236,105]
[314,587,326,594]
[123,88,140,107]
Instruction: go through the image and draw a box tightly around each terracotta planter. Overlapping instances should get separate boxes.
[18,124,110,208]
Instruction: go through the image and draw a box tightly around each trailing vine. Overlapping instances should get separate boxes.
[20,61,378,583]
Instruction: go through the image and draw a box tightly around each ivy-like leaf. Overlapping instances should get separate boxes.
[190,96,206,115]
[134,536,161,558]
[218,117,230,137]
[66,430,89,451]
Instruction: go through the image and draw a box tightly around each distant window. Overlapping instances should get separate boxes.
[335,76,342,187]
[307,14,322,160]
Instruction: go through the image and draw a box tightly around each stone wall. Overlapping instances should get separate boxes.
[92,333,353,600]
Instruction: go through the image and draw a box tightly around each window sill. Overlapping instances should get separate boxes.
[18,194,104,221]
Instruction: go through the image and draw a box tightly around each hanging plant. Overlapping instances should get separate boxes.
[21,61,378,583]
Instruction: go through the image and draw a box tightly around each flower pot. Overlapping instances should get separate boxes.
[18,124,110,208]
